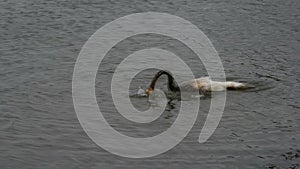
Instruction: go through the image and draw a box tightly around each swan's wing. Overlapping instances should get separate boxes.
[179,77,211,92]
[195,77,211,83]
[191,77,226,91]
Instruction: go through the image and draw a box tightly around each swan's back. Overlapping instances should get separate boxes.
[181,77,246,92]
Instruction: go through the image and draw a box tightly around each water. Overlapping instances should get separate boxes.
[1,0,299,168]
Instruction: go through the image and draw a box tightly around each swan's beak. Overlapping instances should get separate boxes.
[145,88,153,95]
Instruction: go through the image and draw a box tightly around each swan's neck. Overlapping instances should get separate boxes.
[148,70,179,92]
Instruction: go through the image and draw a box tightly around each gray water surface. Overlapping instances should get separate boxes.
[1,0,299,168]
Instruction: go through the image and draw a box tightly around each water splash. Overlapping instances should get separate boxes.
[137,86,147,97]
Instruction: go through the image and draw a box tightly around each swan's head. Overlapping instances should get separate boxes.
[145,87,153,95]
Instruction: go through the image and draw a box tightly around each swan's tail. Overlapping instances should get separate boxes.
[225,81,247,90]
[206,80,248,91]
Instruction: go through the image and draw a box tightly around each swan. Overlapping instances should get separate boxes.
[145,70,247,95]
